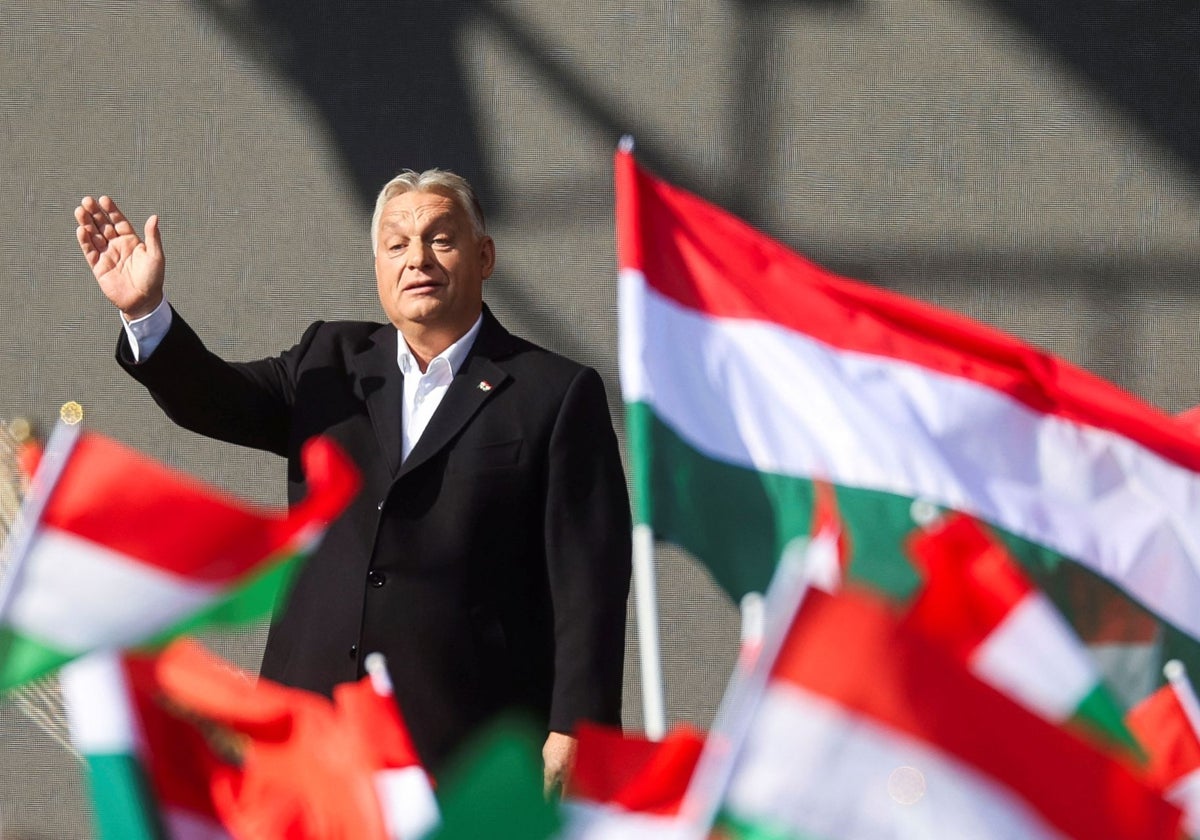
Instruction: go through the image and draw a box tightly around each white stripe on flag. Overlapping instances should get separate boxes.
[558,801,690,840]
[971,595,1098,721]
[724,683,1070,840]
[10,528,220,653]
[620,270,1200,640]
[59,652,137,754]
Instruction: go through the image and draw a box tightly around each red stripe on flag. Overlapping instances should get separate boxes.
[614,148,1200,473]
[567,723,703,815]
[771,588,1180,840]
[1128,683,1200,791]
[904,515,1034,659]
[41,435,358,584]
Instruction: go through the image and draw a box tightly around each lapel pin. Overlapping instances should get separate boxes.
[477,380,493,392]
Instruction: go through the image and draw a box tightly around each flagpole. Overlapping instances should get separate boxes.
[633,522,667,740]
[675,537,813,839]
[1164,659,1200,738]
[0,408,83,625]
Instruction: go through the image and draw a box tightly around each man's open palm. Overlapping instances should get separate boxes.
[75,195,164,320]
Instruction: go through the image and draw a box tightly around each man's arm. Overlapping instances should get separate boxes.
[542,366,633,790]
[77,194,305,456]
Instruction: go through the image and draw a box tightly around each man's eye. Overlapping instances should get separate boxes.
[433,237,451,247]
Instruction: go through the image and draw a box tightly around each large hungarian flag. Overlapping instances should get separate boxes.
[718,587,1181,839]
[615,146,1200,690]
[0,433,358,689]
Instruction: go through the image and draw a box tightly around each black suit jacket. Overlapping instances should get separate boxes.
[118,306,632,771]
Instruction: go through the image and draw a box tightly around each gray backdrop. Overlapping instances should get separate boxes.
[3,1,1200,837]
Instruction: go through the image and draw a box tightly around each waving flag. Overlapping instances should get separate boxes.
[1127,662,1200,836]
[0,432,359,690]
[615,146,1200,694]
[718,587,1181,840]
[905,514,1136,752]
[561,723,703,839]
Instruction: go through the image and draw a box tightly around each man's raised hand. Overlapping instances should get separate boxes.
[75,195,164,320]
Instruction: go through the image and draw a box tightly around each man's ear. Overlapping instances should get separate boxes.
[480,235,496,280]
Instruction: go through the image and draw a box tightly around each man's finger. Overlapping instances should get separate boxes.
[144,215,162,261]
[101,195,137,237]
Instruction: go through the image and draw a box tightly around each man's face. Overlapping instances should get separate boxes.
[374,189,495,338]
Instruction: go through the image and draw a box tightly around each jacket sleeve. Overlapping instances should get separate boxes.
[116,306,323,457]
[543,366,633,733]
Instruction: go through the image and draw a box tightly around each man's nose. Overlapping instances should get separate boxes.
[405,239,432,268]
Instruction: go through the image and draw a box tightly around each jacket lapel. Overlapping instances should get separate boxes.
[347,324,405,478]
[397,309,515,479]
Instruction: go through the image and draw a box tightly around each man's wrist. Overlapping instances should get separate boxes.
[120,292,165,323]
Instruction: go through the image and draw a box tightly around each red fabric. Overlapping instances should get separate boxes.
[905,514,1033,659]
[615,148,1200,474]
[131,639,424,840]
[772,588,1182,840]
[1128,683,1200,790]
[41,434,358,583]
[566,722,704,815]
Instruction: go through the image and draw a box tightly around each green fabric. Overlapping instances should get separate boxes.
[0,625,71,692]
[83,753,166,840]
[432,717,561,840]
[627,400,1200,728]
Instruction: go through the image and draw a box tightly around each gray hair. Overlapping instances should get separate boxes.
[371,168,486,254]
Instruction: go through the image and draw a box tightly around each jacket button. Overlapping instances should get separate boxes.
[367,569,387,588]
[377,500,385,511]
[348,644,358,660]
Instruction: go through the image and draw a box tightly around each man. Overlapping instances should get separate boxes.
[74,170,633,789]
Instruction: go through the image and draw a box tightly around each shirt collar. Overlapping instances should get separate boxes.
[396,313,484,376]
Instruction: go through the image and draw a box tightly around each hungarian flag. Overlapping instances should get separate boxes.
[147,640,436,840]
[615,145,1200,695]
[718,587,1182,839]
[60,648,230,840]
[905,514,1136,753]
[560,722,704,839]
[0,433,359,690]
[1126,664,1200,836]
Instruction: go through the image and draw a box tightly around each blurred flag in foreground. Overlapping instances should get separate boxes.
[906,514,1137,754]
[63,638,436,840]
[615,145,1200,697]
[560,722,704,839]
[717,587,1181,839]
[431,718,561,840]
[0,432,358,690]
[1127,661,1200,837]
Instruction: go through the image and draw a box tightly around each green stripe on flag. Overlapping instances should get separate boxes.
[83,753,165,840]
[716,811,824,840]
[628,400,923,599]
[0,625,71,692]
[629,401,1200,724]
[138,547,306,650]
[1070,683,1145,757]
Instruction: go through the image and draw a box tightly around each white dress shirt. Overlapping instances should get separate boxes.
[397,314,482,462]
[122,298,482,463]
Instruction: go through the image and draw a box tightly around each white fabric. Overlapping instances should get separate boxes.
[724,683,1070,840]
[619,269,1200,643]
[59,651,137,753]
[397,314,482,462]
[971,594,1098,721]
[10,528,219,653]
[120,297,173,363]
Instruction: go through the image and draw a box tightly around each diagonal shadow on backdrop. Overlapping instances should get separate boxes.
[989,0,1200,178]
[193,0,496,216]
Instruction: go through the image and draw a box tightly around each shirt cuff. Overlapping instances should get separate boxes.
[121,298,173,363]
